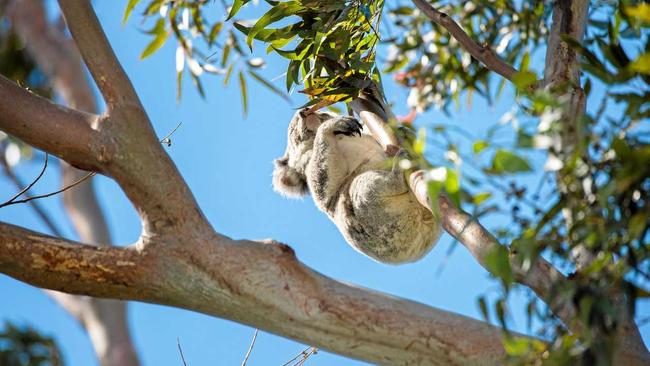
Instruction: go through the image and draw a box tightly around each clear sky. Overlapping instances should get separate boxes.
[0,2,648,366]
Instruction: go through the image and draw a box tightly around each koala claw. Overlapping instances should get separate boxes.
[333,117,363,137]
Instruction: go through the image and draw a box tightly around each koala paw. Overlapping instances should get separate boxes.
[332,117,363,137]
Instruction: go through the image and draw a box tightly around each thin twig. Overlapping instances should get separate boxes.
[161,121,183,147]
[282,346,318,366]
[0,122,184,209]
[0,153,49,208]
[0,157,63,236]
[1,171,96,208]
[241,329,259,366]
[177,337,188,366]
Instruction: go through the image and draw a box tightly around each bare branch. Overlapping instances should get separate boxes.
[56,0,141,110]
[241,329,259,366]
[0,156,63,237]
[177,338,188,366]
[283,347,318,366]
[411,0,519,82]
[0,75,106,172]
[0,153,49,208]
[2,171,95,208]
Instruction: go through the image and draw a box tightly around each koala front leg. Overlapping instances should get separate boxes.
[307,117,362,212]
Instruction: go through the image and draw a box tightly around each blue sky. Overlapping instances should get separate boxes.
[0,2,648,366]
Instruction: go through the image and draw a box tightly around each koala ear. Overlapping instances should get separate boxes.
[272,157,308,198]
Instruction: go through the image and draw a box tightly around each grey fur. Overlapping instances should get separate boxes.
[273,109,441,264]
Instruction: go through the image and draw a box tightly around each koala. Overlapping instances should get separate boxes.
[273,109,441,264]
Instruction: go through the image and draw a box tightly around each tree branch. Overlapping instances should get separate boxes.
[411,0,519,82]
[50,1,206,235]
[0,75,106,172]
[56,0,140,110]
[348,87,401,156]
[0,221,512,366]
[3,221,648,365]
[407,171,576,326]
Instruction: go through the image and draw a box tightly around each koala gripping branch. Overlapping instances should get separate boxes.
[348,91,582,333]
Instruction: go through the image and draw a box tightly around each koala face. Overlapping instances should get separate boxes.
[272,109,336,198]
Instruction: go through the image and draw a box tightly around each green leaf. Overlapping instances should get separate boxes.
[473,140,488,154]
[629,212,647,239]
[520,52,531,71]
[445,168,460,207]
[445,169,459,194]
[223,63,234,85]
[248,70,289,101]
[512,70,537,89]
[140,28,169,60]
[629,53,650,74]
[473,192,492,205]
[143,17,165,35]
[485,245,514,286]
[247,1,303,50]
[414,128,426,155]
[272,42,313,60]
[516,130,533,148]
[227,0,250,21]
[477,296,490,322]
[490,149,531,174]
[624,3,650,23]
[221,41,232,67]
[239,71,248,117]
[208,22,224,46]
[176,71,183,102]
[503,338,546,356]
[189,71,205,99]
[427,180,443,221]
[122,0,142,25]
[234,22,300,43]
[390,6,414,16]
[495,298,508,329]
[285,59,300,92]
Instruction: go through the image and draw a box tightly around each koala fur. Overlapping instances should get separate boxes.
[273,109,441,264]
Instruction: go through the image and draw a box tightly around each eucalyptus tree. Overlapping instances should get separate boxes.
[0,0,648,365]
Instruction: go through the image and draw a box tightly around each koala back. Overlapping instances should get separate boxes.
[333,169,442,264]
